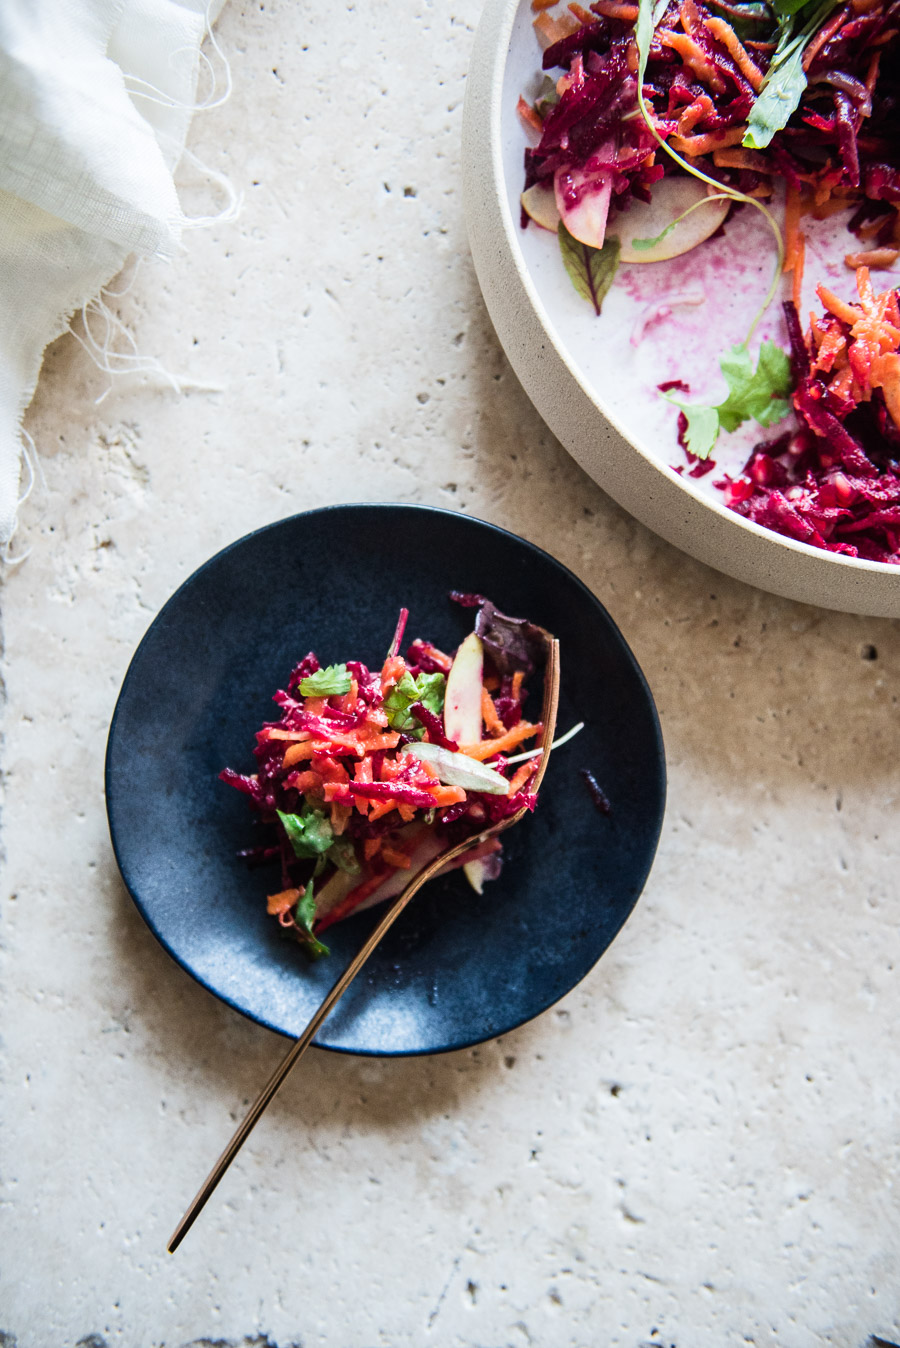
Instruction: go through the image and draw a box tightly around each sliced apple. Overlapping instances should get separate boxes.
[616,177,730,263]
[444,631,484,746]
[554,161,612,248]
[521,182,560,233]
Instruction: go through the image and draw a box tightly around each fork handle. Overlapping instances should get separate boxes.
[167,850,451,1252]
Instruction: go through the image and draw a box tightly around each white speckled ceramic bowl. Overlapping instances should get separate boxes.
[461,0,900,617]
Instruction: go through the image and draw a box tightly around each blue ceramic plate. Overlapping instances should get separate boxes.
[105,504,665,1055]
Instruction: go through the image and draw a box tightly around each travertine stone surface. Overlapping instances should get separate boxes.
[2,3,899,1346]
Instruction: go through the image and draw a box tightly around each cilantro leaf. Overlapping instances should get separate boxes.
[558,224,620,316]
[277,805,333,858]
[298,663,352,697]
[661,340,793,459]
[294,880,329,960]
[716,341,792,432]
[673,402,721,459]
[383,671,446,733]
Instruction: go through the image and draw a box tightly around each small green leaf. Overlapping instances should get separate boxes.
[716,340,792,432]
[661,340,792,459]
[742,44,807,150]
[558,224,620,316]
[743,0,840,150]
[682,404,722,459]
[298,663,352,697]
[277,805,333,858]
[294,880,329,960]
[383,671,447,732]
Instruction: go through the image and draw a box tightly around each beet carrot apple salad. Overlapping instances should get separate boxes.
[221,597,556,959]
[518,0,900,561]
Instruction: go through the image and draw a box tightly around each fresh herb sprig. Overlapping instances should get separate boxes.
[743,0,841,150]
[662,340,793,459]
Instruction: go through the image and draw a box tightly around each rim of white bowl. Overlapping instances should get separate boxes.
[462,0,900,617]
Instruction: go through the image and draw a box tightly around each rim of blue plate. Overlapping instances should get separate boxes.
[105,503,666,1056]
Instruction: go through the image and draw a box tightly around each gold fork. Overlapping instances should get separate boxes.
[167,638,560,1252]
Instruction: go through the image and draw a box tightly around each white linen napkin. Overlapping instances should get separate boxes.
[0,0,227,546]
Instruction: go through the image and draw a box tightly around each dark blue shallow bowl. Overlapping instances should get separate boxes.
[105,504,665,1055]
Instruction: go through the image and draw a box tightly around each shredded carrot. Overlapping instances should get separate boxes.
[380,654,407,692]
[261,727,312,743]
[511,670,525,701]
[568,1,594,21]
[590,0,639,15]
[283,740,317,769]
[845,248,900,270]
[669,125,748,156]
[340,677,358,713]
[531,0,557,9]
[429,785,468,808]
[802,6,847,70]
[828,366,854,400]
[316,730,365,755]
[358,733,402,752]
[460,721,542,760]
[812,196,854,220]
[381,846,412,870]
[532,8,581,47]
[367,799,397,823]
[814,323,846,374]
[713,147,772,173]
[517,95,544,137]
[676,95,712,136]
[657,31,726,93]
[363,838,382,862]
[286,769,321,795]
[397,803,416,823]
[704,16,763,90]
[816,283,864,327]
[267,888,299,916]
[481,687,506,737]
[856,213,893,241]
[792,234,806,313]
[870,353,900,429]
[508,760,540,795]
[680,0,710,35]
[783,183,803,274]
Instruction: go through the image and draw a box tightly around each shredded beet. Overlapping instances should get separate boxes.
[521,0,899,261]
[720,276,900,564]
[580,768,611,815]
[221,599,555,954]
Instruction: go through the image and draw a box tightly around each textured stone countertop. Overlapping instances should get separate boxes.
[2,3,899,1346]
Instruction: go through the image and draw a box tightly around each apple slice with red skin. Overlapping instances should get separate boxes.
[554,160,612,249]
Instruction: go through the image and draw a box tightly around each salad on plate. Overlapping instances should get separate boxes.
[517,0,900,560]
[222,595,562,958]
